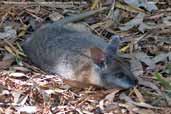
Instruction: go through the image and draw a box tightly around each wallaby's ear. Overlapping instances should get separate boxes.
[105,35,121,56]
[89,47,105,64]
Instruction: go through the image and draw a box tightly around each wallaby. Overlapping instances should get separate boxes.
[22,8,137,89]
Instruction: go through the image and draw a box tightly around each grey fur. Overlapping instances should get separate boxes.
[22,9,137,89]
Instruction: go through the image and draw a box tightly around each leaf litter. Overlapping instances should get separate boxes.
[0,0,171,113]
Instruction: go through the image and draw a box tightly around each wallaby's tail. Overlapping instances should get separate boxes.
[56,7,108,24]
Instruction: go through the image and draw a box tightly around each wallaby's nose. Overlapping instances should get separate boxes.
[128,78,138,88]
[121,76,138,89]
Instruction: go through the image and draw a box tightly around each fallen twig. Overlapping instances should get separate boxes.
[0,1,87,8]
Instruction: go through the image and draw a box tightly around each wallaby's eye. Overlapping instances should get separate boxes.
[115,72,125,79]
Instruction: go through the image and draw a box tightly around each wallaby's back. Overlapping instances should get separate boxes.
[23,23,107,76]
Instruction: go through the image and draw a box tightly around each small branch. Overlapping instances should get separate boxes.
[0,1,87,8]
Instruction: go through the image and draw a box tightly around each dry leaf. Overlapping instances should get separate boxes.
[134,108,155,114]
[120,93,162,109]
[138,79,161,95]
[119,13,145,31]
[0,26,16,40]
[134,88,145,102]
[9,72,26,78]
[135,52,155,70]
[124,0,157,12]
[49,12,64,21]
[0,53,14,70]
[15,106,39,113]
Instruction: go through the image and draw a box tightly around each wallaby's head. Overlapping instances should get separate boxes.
[88,36,137,89]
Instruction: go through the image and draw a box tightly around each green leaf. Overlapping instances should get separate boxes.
[153,72,171,90]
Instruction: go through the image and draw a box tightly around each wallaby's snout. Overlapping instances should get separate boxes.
[101,70,138,89]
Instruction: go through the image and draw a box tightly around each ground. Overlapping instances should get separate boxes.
[0,0,171,114]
